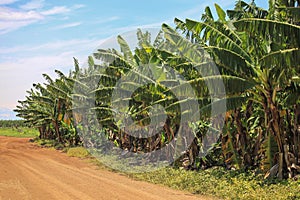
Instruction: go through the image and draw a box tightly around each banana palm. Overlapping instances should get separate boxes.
[15,64,79,145]
[175,1,300,178]
[75,30,185,153]
[70,24,255,173]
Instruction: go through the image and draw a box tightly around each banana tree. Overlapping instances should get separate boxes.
[70,23,255,172]
[15,64,79,145]
[174,1,300,178]
[74,30,186,155]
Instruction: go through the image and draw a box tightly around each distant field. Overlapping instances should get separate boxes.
[0,127,39,138]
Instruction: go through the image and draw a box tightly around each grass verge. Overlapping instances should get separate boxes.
[0,127,39,138]
[34,139,91,159]
[66,147,90,158]
[131,167,300,200]
[62,147,300,200]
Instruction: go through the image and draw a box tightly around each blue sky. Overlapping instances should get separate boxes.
[0,0,268,119]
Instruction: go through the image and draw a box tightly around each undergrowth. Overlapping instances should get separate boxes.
[132,167,300,200]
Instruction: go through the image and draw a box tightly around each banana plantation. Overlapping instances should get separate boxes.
[15,0,300,179]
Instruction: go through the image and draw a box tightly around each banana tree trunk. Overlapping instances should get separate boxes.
[264,89,296,179]
[52,120,62,143]
[234,108,252,167]
[294,104,300,165]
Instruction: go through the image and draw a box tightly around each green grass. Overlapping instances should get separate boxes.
[62,148,300,199]
[67,147,90,158]
[131,167,300,200]
[0,127,39,138]
[33,138,90,158]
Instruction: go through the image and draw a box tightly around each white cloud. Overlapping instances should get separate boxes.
[41,6,70,15]
[41,4,84,16]
[0,113,11,118]
[0,39,100,55]
[72,4,85,9]
[0,7,43,34]
[0,7,43,21]
[0,3,85,34]
[0,39,105,91]
[0,37,108,111]
[92,16,119,24]
[0,0,18,5]
[0,53,75,109]
[0,108,19,119]
[1,52,91,108]
[0,19,40,34]
[53,22,81,30]
[20,0,44,10]
[113,21,170,34]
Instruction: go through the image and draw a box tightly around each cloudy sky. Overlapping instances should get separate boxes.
[0,0,268,119]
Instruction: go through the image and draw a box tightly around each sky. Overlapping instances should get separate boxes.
[0,0,268,119]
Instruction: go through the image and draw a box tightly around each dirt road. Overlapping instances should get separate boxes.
[0,136,214,200]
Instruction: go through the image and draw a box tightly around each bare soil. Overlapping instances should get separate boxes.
[0,136,215,200]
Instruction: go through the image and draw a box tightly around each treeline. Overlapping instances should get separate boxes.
[14,0,300,179]
[0,120,26,128]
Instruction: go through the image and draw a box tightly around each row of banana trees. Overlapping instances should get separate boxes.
[15,66,80,145]
[174,0,300,179]
[15,0,300,179]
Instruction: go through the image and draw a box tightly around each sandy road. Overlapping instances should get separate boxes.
[0,136,214,200]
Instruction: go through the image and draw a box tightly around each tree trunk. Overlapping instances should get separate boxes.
[278,153,284,180]
[265,90,286,178]
[294,104,300,164]
[52,120,61,143]
[234,109,251,167]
